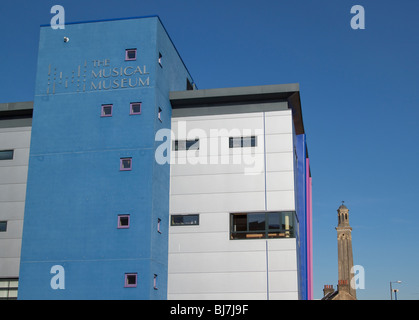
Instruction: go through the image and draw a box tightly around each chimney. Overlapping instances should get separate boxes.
[323,284,335,297]
[338,280,350,293]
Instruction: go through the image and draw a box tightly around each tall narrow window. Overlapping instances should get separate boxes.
[158,107,162,122]
[157,218,162,233]
[101,104,113,117]
[120,157,132,171]
[0,221,7,232]
[158,52,162,67]
[124,273,137,288]
[0,150,14,160]
[153,274,158,290]
[125,49,137,61]
[130,102,141,115]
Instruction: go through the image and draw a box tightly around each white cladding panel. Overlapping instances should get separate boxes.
[168,110,299,300]
[0,127,31,278]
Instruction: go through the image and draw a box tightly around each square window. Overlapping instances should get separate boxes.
[124,273,137,287]
[125,49,137,61]
[117,215,130,229]
[101,104,113,117]
[0,221,7,232]
[130,102,141,115]
[120,158,132,171]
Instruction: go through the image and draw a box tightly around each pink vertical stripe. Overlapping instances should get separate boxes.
[306,158,313,300]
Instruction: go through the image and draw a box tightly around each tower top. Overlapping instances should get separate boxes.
[338,201,348,211]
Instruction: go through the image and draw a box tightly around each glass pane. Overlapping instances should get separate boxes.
[0,280,9,288]
[102,106,112,115]
[131,103,141,114]
[248,213,265,231]
[121,159,131,169]
[242,137,252,147]
[0,221,7,232]
[268,213,280,230]
[119,216,129,226]
[0,150,13,160]
[232,214,247,232]
[186,139,199,150]
[8,289,17,298]
[127,50,136,59]
[171,215,199,226]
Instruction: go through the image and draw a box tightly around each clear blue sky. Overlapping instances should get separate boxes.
[1,0,418,300]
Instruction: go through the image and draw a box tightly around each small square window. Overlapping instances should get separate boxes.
[101,104,113,117]
[0,221,7,232]
[125,49,137,61]
[120,158,132,171]
[130,102,141,115]
[117,215,130,229]
[124,273,137,287]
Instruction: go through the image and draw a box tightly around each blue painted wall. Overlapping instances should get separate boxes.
[19,16,193,299]
[295,133,308,300]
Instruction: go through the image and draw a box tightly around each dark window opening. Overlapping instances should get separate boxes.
[230,212,296,240]
[171,214,199,226]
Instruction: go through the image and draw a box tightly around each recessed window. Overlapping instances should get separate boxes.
[0,221,7,232]
[229,136,257,148]
[125,49,137,61]
[0,150,14,160]
[230,212,296,240]
[158,52,162,67]
[120,157,132,171]
[171,214,199,226]
[101,104,113,117]
[117,215,130,229]
[173,139,199,151]
[130,102,141,115]
[158,107,162,122]
[153,274,158,290]
[157,218,162,233]
[124,273,137,288]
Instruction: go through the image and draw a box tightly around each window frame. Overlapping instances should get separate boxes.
[229,136,257,148]
[124,273,137,288]
[120,157,132,171]
[171,214,200,226]
[125,49,137,61]
[0,221,7,232]
[173,139,199,151]
[230,212,296,240]
[130,102,142,115]
[101,104,113,117]
[0,150,14,161]
[117,215,130,229]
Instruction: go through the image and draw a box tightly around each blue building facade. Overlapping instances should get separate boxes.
[18,16,194,299]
